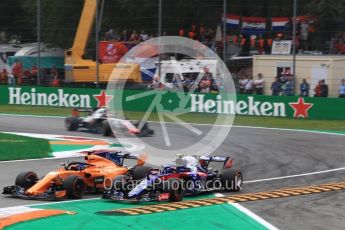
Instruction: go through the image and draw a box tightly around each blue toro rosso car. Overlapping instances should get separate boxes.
[103,154,243,202]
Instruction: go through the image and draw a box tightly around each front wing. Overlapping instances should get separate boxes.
[3,186,57,200]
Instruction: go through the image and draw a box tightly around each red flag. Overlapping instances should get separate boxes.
[99,41,128,63]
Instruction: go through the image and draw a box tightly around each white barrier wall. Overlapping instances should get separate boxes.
[253,55,345,97]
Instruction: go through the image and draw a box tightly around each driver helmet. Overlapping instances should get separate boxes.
[175,155,200,168]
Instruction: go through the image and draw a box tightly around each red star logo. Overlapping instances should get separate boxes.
[289,97,313,118]
[93,90,113,107]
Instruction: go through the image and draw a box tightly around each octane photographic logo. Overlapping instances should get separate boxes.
[106,36,236,166]
[103,176,242,192]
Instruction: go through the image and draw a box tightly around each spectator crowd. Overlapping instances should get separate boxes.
[238,73,265,95]
[0,59,61,86]
[103,26,224,55]
[270,75,330,97]
[149,66,221,93]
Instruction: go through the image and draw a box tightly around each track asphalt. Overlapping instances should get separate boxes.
[0,114,345,229]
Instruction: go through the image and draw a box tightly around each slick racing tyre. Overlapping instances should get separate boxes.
[65,116,79,131]
[162,178,184,202]
[221,169,243,191]
[102,120,112,136]
[139,128,155,137]
[15,171,38,189]
[63,175,86,199]
[131,165,153,180]
[112,175,127,192]
[132,120,148,130]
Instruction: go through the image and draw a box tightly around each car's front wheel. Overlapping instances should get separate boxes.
[15,171,38,189]
[63,175,86,199]
[163,178,185,202]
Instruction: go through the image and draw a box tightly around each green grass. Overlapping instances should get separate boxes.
[0,133,52,161]
[237,116,345,132]
[1,105,345,132]
[127,111,345,132]
[8,198,267,230]
[0,105,72,117]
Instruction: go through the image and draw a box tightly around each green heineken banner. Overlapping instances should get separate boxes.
[117,89,345,120]
[0,85,345,120]
[0,85,105,108]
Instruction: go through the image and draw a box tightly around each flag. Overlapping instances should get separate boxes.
[296,16,309,23]
[224,14,240,29]
[99,41,128,63]
[242,17,266,35]
[130,43,158,81]
[272,17,289,31]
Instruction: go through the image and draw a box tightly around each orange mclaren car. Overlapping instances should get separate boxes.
[3,150,145,199]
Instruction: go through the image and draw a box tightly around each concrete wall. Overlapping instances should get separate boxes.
[253,55,345,97]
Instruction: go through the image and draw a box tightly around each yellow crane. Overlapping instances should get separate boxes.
[64,0,142,85]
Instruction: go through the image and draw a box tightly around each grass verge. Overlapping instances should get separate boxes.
[1,105,345,132]
[0,132,51,161]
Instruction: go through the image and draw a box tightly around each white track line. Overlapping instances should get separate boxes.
[213,193,279,229]
[0,132,120,163]
[0,206,43,218]
[1,113,344,209]
[2,167,345,209]
[29,197,100,207]
[244,166,345,184]
[3,166,345,209]
[0,157,75,163]
[1,113,344,137]
[230,203,280,230]
[1,198,100,210]
[0,113,65,119]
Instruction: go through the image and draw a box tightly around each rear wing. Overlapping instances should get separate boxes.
[85,150,138,166]
[77,108,94,112]
[71,108,95,116]
[200,155,233,169]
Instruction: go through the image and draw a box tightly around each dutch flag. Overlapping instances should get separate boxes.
[242,17,267,35]
[225,14,240,29]
[272,17,290,31]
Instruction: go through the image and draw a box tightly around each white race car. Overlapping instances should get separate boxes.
[65,108,154,137]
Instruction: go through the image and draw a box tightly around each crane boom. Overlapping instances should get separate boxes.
[64,0,142,85]
[70,0,97,60]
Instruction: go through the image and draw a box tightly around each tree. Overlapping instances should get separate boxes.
[0,0,34,42]
[20,0,83,48]
[2,0,345,51]
[303,0,345,50]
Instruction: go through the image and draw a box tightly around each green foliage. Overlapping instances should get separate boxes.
[303,0,345,49]
[20,0,83,48]
[0,0,34,42]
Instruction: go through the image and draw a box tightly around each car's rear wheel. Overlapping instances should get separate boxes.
[102,120,112,136]
[65,116,79,131]
[132,120,148,130]
[221,169,243,191]
[163,178,184,202]
[139,128,155,136]
[131,165,153,180]
[63,175,86,199]
[15,171,38,189]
